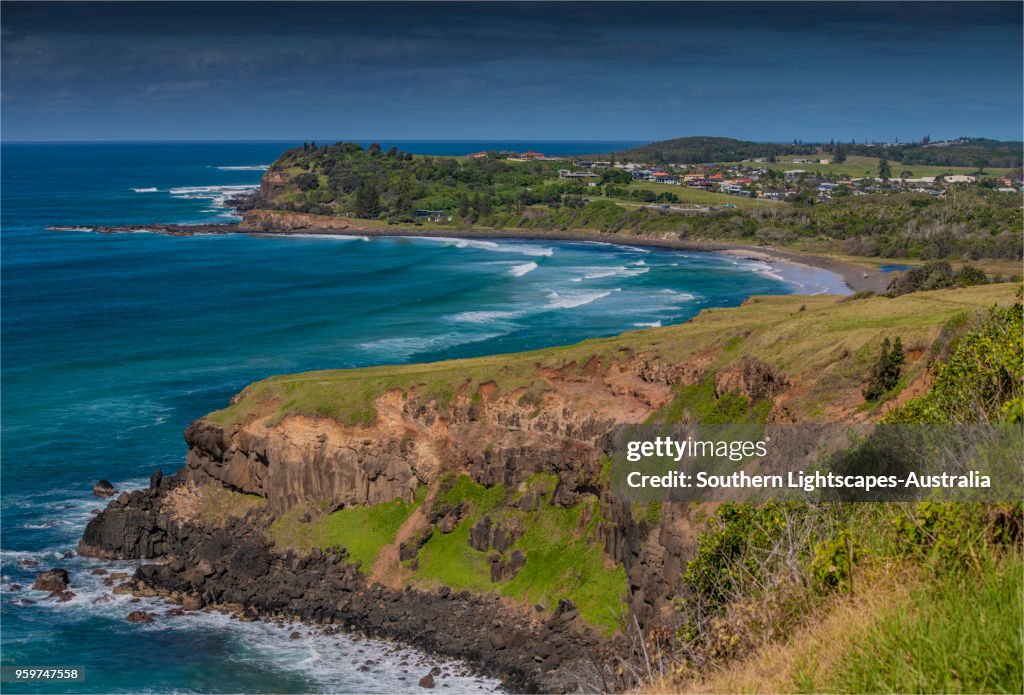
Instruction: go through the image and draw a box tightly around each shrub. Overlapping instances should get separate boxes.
[863,337,905,402]
[886,300,1023,423]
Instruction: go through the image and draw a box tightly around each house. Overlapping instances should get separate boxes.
[507,151,546,162]
[558,169,599,179]
[760,190,788,201]
[943,175,976,184]
[688,179,715,191]
[719,183,751,197]
[466,151,489,159]
[414,209,450,222]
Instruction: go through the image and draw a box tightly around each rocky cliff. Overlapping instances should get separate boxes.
[79,284,1016,691]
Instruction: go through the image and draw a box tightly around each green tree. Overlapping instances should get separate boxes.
[864,337,905,401]
[877,157,892,183]
[353,182,381,218]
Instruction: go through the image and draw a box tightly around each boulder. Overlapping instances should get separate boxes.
[93,480,118,497]
[126,611,153,623]
[418,674,435,689]
[33,568,70,594]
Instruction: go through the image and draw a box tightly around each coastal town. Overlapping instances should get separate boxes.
[467,144,1023,213]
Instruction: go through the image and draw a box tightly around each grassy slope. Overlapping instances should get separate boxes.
[614,182,781,209]
[650,550,1022,694]
[411,473,628,635]
[262,472,628,634]
[208,283,1019,428]
[267,489,426,568]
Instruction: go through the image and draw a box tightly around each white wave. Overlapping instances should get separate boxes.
[169,184,259,196]
[507,261,538,277]
[633,321,662,328]
[656,289,698,301]
[414,237,554,257]
[272,233,370,242]
[131,187,158,193]
[359,331,505,357]
[449,310,524,324]
[570,265,650,282]
[5,557,498,693]
[545,288,619,309]
[215,164,270,171]
[168,184,260,210]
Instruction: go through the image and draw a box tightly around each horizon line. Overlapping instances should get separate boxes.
[3,135,1020,146]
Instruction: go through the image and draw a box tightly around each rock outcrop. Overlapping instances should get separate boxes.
[81,472,609,693]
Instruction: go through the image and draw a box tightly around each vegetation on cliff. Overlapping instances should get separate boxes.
[252,142,1022,260]
[202,283,1020,657]
[651,289,1024,693]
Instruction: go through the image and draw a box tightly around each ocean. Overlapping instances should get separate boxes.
[0,141,842,693]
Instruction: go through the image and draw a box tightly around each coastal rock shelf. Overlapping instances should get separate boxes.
[80,473,607,694]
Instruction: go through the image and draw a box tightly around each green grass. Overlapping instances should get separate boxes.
[411,474,629,634]
[617,181,782,210]
[267,488,426,568]
[823,552,1023,693]
[728,155,1012,180]
[648,377,772,426]
[206,284,1020,428]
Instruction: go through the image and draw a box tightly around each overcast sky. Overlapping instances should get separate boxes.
[2,1,1021,142]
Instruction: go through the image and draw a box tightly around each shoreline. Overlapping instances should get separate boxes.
[49,221,889,293]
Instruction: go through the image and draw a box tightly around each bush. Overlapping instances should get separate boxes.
[863,337,905,402]
[886,262,990,297]
[886,300,1023,423]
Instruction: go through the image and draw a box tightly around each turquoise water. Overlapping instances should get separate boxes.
[1,142,815,692]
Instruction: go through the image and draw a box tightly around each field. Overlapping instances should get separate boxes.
[616,181,781,209]
[727,155,1012,179]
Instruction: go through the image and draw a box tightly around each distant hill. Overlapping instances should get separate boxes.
[611,136,1023,168]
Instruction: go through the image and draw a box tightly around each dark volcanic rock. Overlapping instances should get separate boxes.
[82,469,617,694]
[418,673,435,688]
[33,568,70,594]
[399,528,433,562]
[93,479,118,497]
[126,610,153,623]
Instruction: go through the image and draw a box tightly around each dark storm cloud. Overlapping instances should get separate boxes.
[1,2,1021,141]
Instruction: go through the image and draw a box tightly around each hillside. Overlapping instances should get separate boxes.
[81,282,1022,691]
[244,142,1023,261]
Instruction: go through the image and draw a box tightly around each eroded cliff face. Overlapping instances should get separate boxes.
[177,352,780,631]
[184,356,680,516]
